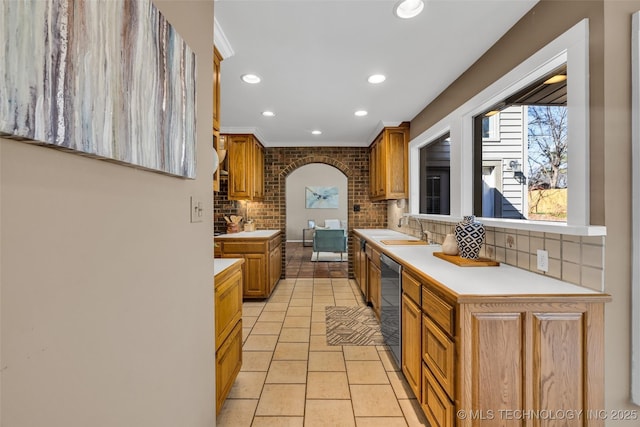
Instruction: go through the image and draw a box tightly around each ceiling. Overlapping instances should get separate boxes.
[214,0,539,147]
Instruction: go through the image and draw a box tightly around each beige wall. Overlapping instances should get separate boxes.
[285,163,348,241]
[0,1,215,426]
[410,0,639,419]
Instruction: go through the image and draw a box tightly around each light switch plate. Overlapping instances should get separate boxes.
[190,196,203,223]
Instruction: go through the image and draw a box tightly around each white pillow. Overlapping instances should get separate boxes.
[324,219,341,229]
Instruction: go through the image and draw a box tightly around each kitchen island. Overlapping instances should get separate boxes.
[354,228,610,427]
[215,230,282,299]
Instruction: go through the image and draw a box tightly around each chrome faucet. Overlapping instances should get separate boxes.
[415,218,432,243]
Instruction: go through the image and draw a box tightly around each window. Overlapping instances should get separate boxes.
[473,66,568,222]
[409,19,596,233]
[419,133,450,215]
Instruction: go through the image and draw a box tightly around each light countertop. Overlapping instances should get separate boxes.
[215,230,280,239]
[354,229,608,299]
[214,258,244,277]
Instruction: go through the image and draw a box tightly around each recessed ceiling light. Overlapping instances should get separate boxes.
[241,74,261,84]
[311,130,322,135]
[543,74,567,84]
[394,0,424,19]
[368,74,386,84]
[262,111,275,117]
[354,110,368,117]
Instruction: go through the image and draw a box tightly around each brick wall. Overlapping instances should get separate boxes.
[213,146,388,277]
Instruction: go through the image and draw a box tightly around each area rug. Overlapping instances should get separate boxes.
[311,252,347,262]
[325,306,384,346]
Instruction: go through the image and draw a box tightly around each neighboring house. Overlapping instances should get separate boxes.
[481,105,528,219]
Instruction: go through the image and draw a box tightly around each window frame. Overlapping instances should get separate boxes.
[408,18,605,236]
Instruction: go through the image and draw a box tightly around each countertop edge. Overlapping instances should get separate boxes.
[214,258,244,277]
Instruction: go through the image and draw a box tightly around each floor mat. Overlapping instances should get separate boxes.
[325,306,385,346]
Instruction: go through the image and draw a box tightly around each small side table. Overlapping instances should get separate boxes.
[302,228,314,247]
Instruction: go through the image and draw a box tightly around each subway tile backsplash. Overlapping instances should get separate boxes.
[388,205,605,292]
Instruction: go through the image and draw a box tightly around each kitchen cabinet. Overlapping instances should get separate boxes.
[214,258,244,414]
[352,235,368,301]
[365,243,381,319]
[352,229,610,427]
[226,134,265,201]
[213,47,222,192]
[401,270,422,401]
[213,47,222,132]
[215,231,281,299]
[369,123,409,201]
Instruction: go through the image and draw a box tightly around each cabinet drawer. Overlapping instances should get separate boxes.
[215,268,243,350]
[423,314,455,400]
[365,245,381,267]
[216,320,243,415]
[220,241,266,254]
[422,286,455,336]
[402,270,421,305]
[268,236,281,252]
[422,363,455,427]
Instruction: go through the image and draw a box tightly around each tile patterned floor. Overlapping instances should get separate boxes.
[217,278,429,426]
[286,242,348,279]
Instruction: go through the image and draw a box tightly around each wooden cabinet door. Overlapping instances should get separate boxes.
[242,254,267,298]
[253,138,264,200]
[215,267,243,349]
[228,135,252,199]
[269,243,282,294]
[212,47,222,131]
[216,320,242,415]
[385,126,408,198]
[369,135,385,198]
[402,293,422,400]
[368,260,381,319]
[458,302,605,427]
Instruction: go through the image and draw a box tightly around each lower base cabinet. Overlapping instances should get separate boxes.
[214,259,244,414]
[408,266,608,427]
[216,321,242,414]
[215,231,282,299]
[401,294,422,400]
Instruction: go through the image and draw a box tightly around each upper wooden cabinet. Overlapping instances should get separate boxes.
[213,47,222,132]
[369,123,409,200]
[225,134,265,201]
[213,47,223,192]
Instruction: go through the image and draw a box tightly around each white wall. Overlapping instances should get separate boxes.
[286,163,347,241]
[0,1,215,426]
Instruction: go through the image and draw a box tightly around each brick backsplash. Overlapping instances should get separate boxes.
[214,146,388,277]
[388,202,605,292]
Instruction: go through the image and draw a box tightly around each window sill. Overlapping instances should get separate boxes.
[407,214,606,236]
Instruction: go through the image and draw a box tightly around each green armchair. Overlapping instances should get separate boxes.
[312,228,348,261]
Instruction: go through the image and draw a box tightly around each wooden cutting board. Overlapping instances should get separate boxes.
[433,251,500,267]
[380,239,428,245]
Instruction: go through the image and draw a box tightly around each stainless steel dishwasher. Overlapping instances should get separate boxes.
[380,253,402,366]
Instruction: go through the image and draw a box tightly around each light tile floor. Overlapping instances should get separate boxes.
[217,278,429,427]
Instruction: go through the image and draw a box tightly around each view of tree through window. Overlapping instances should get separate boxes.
[473,66,568,222]
[527,105,567,221]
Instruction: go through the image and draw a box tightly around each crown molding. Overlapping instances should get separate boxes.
[219,127,268,145]
[365,120,402,145]
[214,17,234,59]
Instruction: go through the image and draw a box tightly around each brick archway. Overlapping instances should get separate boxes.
[277,155,355,278]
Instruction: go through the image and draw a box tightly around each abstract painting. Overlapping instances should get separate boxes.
[306,186,339,209]
[0,0,197,178]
